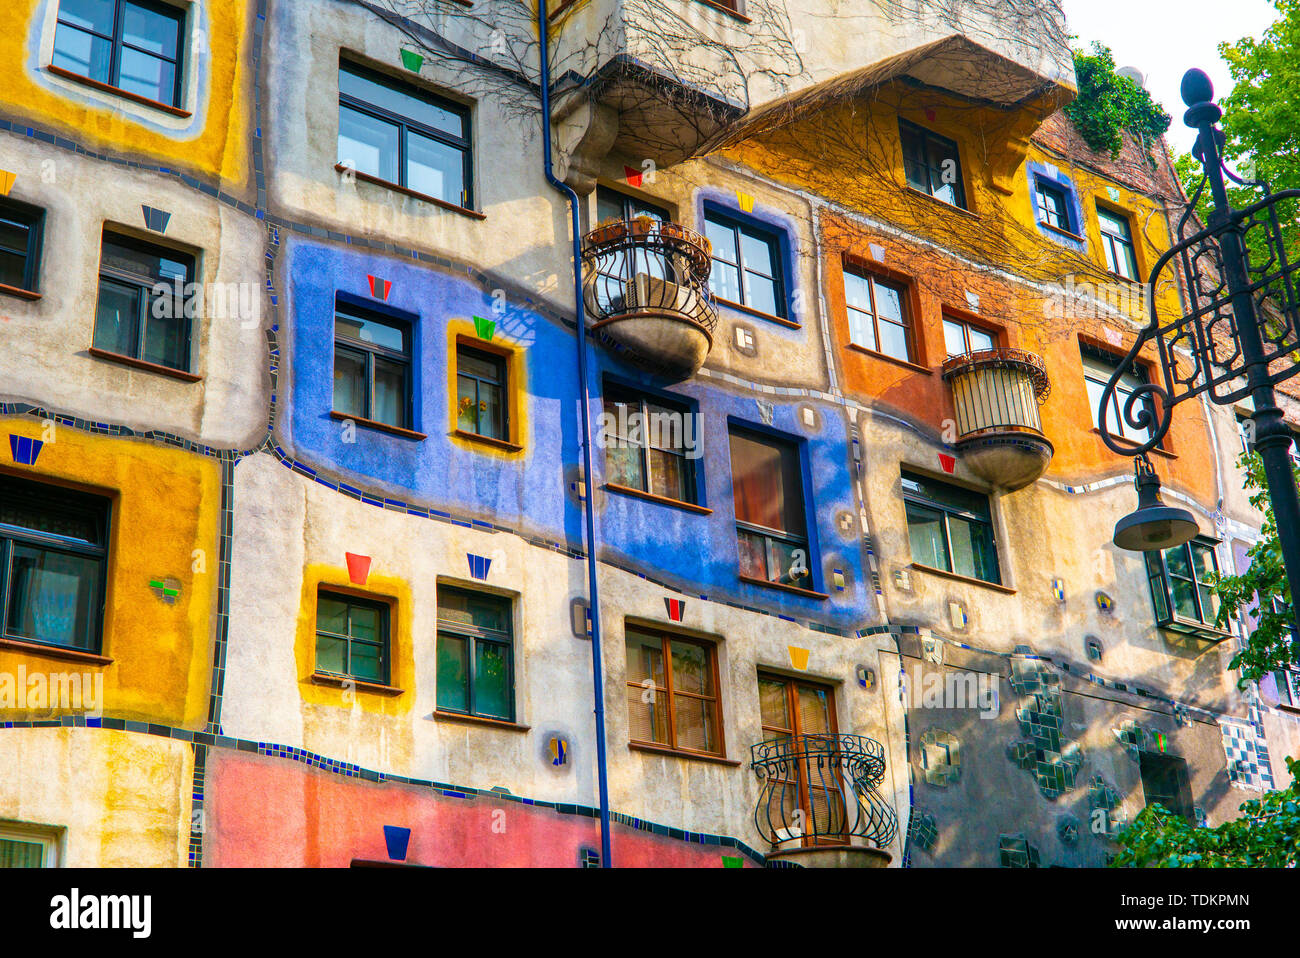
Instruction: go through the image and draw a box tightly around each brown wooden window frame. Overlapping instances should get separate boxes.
[625,626,725,758]
[940,311,999,358]
[843,264,915,364]
[757,672,845,847]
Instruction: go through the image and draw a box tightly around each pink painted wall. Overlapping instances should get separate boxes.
[205,752,756,867]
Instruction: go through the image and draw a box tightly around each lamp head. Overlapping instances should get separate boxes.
[1113,454,1199,552]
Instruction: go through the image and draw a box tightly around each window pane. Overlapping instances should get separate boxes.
[759,677,790,730]
[877,319,909,361]
[332,348,366,418]
[1166,546,1192,581]
[7,545,98,649]
[0,486,102,545]
[317,596,348,635]
[372,358,407,428]
[407,130,465,205]
[1191,543,1218,582]
[711,260,740,303]
[52,24,113,85]
[348,604,380,642]
[673,694,716,752]
[605,444,644,491]
[942,319,967,357]
[740,232,777,276]
[0,839,45,868]
[767,536,812,589]
[350,641,384,684]
[335,312,405,352]
[648,447,689,502]
[906,501,949,571]
[118,48,176,105]
[1198,583,1220,625]
[948,515,1000,584]
[339,67,464,138]
[142,299,188,370]
[670,641,710,695]
[458,350,501,382]
[338,105,400,184]
[797,685,833,735]
[736,528,769,581]
[93,279,142,357]
[456,374,479,433]
[0,218,32,254]
[743,271,779,316]
[847,307,877,351]
[873,280,904,325]
[626,684,669,744]
[476,381,504,440]
[704,219,737,264]
[968,326,995,352]
[314,632,347,674]
[474,642,511,719]
[625,632,665,687]
[59,0,116,33]
[1170,577,1199,620]
[0,249,27,290]
[123,2,181,58]
[729,431,803,535]
[437,588,510,634]
[436,634,469,711]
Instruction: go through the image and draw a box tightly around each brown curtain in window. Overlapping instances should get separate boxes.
[730,431,786,532]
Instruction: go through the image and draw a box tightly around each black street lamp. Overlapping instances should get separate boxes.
[1100,68,1300,647]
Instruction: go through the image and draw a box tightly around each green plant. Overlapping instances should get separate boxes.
[1064,43,1171,160]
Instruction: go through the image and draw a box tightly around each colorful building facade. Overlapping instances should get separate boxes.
[0,0,1296,868]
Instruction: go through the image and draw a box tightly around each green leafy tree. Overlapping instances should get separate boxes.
[1064,43,1171,159]
[1112,757,1300,866]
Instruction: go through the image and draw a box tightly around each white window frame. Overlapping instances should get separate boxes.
[0,822,62,867]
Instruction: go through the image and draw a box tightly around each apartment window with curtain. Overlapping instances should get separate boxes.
[315,591,390,685]
[729,427,813,591]
[625,627,722,756]
[602,384,697,506]
[436,586,514,722]
[844,266,912,362]
[337,59,473,209]
[93,232,195,372]
[704,209,787,320]
[52,0,186,108]
[902,471,1001,585]
[0,473,109,654]
[941,314,996,358]
[333,303,413,431]
[1082,343,1155,446]
[0,199,45,295]
[455,344,507,441]
[1097,206,1139,280]
[900,119,966,209]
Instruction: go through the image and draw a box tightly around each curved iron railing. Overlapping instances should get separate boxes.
[750,733,898,849]
[941,347,1051,439]
[581,219,719,370]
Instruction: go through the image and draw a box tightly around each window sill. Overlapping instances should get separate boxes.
[715,297,800,329]
[910,562,1015,595]
[738,574,830,600]
[453,429,523,453]
[0,282,41,302]
[1040,221,1085,243]
[1104,271,1143,286]
[47,65,191,118]
[0,636,112,666]
[334,164,485,220]
[1276,704,1300,716]
[87,346,201,383]
[310,672,405,696]
[1089,428,1175,460]
[904,186,978,220]
[431,709,529,732]
[604,483,713,515]
[329,410,428,441]
[629,741,741,766]
[846,343,932,375]
[693,0,752,23]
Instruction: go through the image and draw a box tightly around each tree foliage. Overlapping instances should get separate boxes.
[1063,43,1170,159]
[1112,758,1300,866]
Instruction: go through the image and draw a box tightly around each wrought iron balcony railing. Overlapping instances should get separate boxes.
[582,218,718,379]
[750,733,898,850]
[941,347,1053,490]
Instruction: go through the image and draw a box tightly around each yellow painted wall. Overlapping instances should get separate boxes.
[0,0,254,184]
[0,418,220,727]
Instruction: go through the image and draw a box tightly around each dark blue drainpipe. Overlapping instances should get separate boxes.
[537,0,613,868]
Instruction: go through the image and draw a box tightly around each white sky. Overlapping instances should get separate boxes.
[1059,0,1280,156]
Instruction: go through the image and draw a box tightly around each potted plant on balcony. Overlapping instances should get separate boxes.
[588,218,628,248]
[630,214,656,237]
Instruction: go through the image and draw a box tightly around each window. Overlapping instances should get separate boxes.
[704,209,787,319]
[456,344,507,441]
[729,427,812,591]
[900,119,966,209]
[436,587,514,721]
[902,471,1001,585]
[625,627,721,755]
[333,303,413,430]
[1144,538,1227,639]
[93,232,194,371]
[1097,206,1139,281]
[1138,752,1194,823]
[941,314,997,358]
[596,186,668,224]
[338,60,472,209]
[315,591,390,685]
[1035,178,1072,233]
[1274,666,1300,708]
[0,825,60,868]
[0,473,109,654]
[758,674,844,846]
[53,0,185,107]
[844,266,912,362]
[602,384,697,505]
[1082,344,1155,445]
[0,199,45,294]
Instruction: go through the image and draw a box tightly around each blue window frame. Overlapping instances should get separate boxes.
[704,207,789,321]
[53,0,186,108]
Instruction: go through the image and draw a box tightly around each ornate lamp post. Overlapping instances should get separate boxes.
[1100,69,1300,645]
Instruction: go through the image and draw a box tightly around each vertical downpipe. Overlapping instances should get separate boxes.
[537,0,613,867]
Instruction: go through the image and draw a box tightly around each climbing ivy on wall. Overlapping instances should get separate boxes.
[1064,43,1171,160]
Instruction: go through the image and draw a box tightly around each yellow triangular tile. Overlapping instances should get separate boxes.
[787,646,810,671]
[0,169,15,196]
[736,191,754,213]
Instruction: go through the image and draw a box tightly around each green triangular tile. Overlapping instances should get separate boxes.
[473,315,495,340]
[400,48,424,72]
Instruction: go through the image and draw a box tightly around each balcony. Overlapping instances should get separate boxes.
[941,348,1054,491]
[582,218,718,379]
[750,733,897,868]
